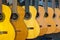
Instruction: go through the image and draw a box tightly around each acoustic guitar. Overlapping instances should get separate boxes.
[36,0,47,36]
[23,0,40,39]
[53,0,60,33]
[10,0,28,40]
[44,0,56,34]
[0,0,15,40]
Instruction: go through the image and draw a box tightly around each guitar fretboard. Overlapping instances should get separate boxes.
[25,0,29,13]
[44,0,48,13]
[12,0,17,13]
[52,0,56,11]
[59,0,60,9]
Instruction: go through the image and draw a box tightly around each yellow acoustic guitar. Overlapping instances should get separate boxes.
[53,0,60,33]
[0,0,15,40]
[23,0,40,39]
[10,0,28,40]
[44,0,56,34]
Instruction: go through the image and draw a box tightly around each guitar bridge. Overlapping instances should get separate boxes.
[28,27,34,30]
[15,30,21,32]
[0,31,7,34]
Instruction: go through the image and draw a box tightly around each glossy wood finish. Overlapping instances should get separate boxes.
[37,6,47,36]
[45,7,56,34]
[0,5,15,40]
[10,6,28,40]
[54,8,60,33]
[23,6,40,39]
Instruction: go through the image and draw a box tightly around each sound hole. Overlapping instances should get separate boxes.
[44,12,48,17]
[11,13,18,20]
[25,12,31,20]
[0,13,3,20]
[36,12,39,17]
[53,13,56,18]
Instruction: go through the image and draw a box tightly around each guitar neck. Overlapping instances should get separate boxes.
[30,0,34,6]
[34,0,39,10]
[0,0,2,13]
[25,0,29,13]
[59,0,60,9]
[12,0,17,13]
[44,0,48,13]
[52,0,55,11]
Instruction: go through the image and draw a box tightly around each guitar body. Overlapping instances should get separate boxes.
[11,6,28,40]
[23,6,40,39]
[37,6,47,36]
[45,7,56,34]
[54,8,60,33]
[0,5,15,40]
